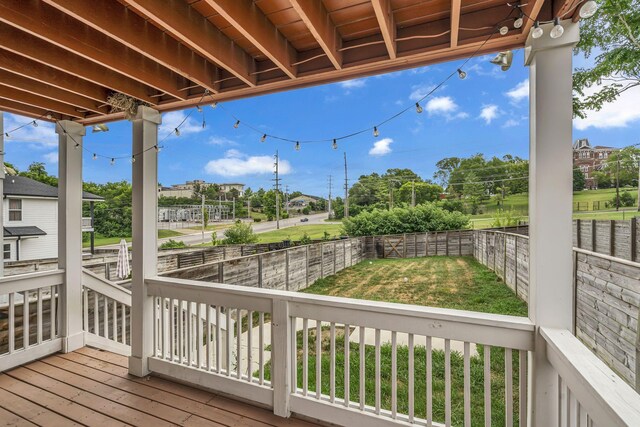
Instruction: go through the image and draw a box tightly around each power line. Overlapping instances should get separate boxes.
[273,151,281,230]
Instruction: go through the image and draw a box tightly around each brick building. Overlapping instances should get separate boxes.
[572,138,619,189]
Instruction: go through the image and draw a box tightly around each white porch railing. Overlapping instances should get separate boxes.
[81,269,131,356]
[0,270,64,372]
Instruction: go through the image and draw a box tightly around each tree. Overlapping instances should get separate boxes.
[573,168,586,192]
[20,162,58,187]
[222,221,258,244]
[462,172,486,214]
[397,182,443,205]
[262,189,284,220]
[573,1,640,118]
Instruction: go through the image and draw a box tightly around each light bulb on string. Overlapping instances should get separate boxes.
[131,156,136,164]
[46,113,52,120]
[579,0,598,18]
[74,142,80,149]
[92,153,97,160]
[550,18,564,39]
[531,21,543,39]
[31,120,38,127]
[373,127,379,137]
[174,128,180,136]
[332,139,338,149]
[499,26,509,36]
[110,158,115,166]
[457,69,467,79]
[233,120,240,129]
[202,118,206,129]
[261,134,267,143]
[514,13,523,29]
[210,102,217,108]
[196,105,203,112]
[295,141,300,151]
[415,103,423,114]
[4,133,9,138]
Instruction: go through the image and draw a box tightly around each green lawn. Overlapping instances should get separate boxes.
[263,257,525,426]
[84,229,182,247]
[255,223,344,243]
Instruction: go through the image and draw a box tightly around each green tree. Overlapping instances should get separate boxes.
[397,182,443,205]
[573,1,640,118]
[462,172,486,215]
[573,168,586,191]
[262,189,285,220]
[222,221,258,244]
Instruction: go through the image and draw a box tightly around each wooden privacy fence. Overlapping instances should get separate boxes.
[363,229,475,259]
[474,229,640,391]
[161,238,366,291]
[574,218,640,262]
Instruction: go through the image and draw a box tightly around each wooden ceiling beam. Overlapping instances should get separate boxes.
[0,49,108,104]
[203,0,297,79]
[289,0,342,70]
[43,0,220,95]
[371,0,397,59]
[0,84,85,118]
[0,0,185,101]
[0,69,108,115]
[522,0,546,37]
[0,98,64,121]
[0,25,157,105]
[123,0,256,87]
[450,0,462,48]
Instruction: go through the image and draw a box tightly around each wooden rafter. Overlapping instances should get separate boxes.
[0,1,185,101]
[0,84,84,118]
[203,0,297,79]
[123,0,257,87]
[0,69,108,115]
[371,0,397,59]
[288,0,342,70]
[0,50,108,104]
[450,0,462,48]
[522,0,546,37]
[0,98,62,121]
[0,25,157,105]
[42,0,220,94]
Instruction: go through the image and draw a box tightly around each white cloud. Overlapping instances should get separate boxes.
[426,96,457,114]
[159,111,205,137]
[479,105,499,124]
[204,150,291,177]
[505,79,529,102]
[369,138,393,157]
[339,79,366,90]
[208,136,237,146]
[3,113,57,148]
[42,152,58,164]
[409,83,437,102]
[574,80,640,130]
[502,118,520,128]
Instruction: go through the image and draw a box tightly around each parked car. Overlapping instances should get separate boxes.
[300,217,309,222]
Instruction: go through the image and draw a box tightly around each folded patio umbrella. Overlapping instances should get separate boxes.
[115,239,131,279]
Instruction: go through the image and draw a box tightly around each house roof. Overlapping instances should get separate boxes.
[4,226,46,238]
[4,176,104,201]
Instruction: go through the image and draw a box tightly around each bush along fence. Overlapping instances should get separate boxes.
[474,228,640,392]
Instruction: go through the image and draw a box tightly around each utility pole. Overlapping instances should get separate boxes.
[343,152,349,218]
[201,194,205,245]
[615,159,620,211]
[247,197,251,220]
[284,184,290,215]
[273,151,281,229]
[232,197,235,220]
[328,175,333,219]
[411,180,416,208]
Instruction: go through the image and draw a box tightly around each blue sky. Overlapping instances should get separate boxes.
[3,49,640,198]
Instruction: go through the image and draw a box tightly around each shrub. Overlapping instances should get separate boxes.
[342,203,469,237]
[491,208,523,228]
[302,207,311,215]
[159,239,186,249]
[438,198,465,213]
[606,191,636,208]
[253,218,262,222]
[299,232,312,245]
[222,221,258,244]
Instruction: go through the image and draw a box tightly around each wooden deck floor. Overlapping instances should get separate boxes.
[0,347,321,427]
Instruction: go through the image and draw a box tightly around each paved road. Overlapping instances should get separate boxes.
[101,212,329,249]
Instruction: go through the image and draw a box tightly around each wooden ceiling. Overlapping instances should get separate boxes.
[0,0,579,124]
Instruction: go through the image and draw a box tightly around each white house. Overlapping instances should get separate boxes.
[2,175,103,262]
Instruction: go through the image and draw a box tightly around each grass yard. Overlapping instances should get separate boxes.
[255,223,344,243]
[84,229,182,247]
[263,257,526,426]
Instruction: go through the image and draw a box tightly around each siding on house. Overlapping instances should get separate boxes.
[3,197,58,261]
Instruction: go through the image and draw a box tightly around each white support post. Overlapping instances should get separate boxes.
[272,299,292,417]
[129,106,161,377]
[56,120,85,352]
[525,20,579,427]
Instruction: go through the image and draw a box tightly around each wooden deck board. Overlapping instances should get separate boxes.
[0,348,323,427]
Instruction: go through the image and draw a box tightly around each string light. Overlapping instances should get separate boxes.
[4,133,8,138]
[92,153,97,160]
[550,18,564,39]
[531,21,543,39]
[579,0,598,18]
[233,120,240,129]
[499,26,509,36]
[202,118,206,129]
[131,156,136,164]
[174,128,180,136]
[261,134,267,142]
[332,139,338,149]
[31,120,38,127]
[457,69,467,80]
[210,102,217,108]
[295,141,300,151]
[196,105,203,112]
[46,113,52,120]
[415,103,423,114]
[74,142,80,149]
[373,127,379,137]
[110,158,115,166]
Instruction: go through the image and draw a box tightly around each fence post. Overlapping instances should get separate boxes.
[258,254,263,288]
[218,262,224,283]
[575,219,581,248]
[305,246,309,287]
[610,220,615,256]
[285,250,289,291]
[445,231,449,256]
[503,235,508,281]
[425,232,429,256]
[333,242,337,274]
[321,243,324,278]
[458,230,462,256]
[591,220,597,252]
[272,299,292,417]
[631,217,637,262]
[514,236,519,297]
[415,233,418,257]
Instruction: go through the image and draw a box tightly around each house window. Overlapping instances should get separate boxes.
[8,199,22,221]
[3,244,10,260]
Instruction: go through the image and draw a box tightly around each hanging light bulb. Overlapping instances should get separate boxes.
[92,153,97,160]
[31,120,38,127]
[210,102,218,108]
[233,120,240,129]
[131,156,136,164]
[74,142,80,149]
[550,18,564,39]
[499,26,509,36]
[261,134,267,142]
[174,127,180,136]
[514,12,524,29]
[110,158,115,166]
[531,21,543,39]
[46,112,52,119]
[415,103,423,113]
[579,0,598,18]
[457,68,467,80]
[202,119,206,129]
[295,141,300,151]
[157,146,162,153]
[4,132,9,138]
[196,105,203,112]
[332,139,338,150]
[373,127,379,137]
[92,124,109,133]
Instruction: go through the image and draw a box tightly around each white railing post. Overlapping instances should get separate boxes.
[525,19,579,427]
[56,120,85,352]
[272,298,292,417]
[129,106,161,377]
